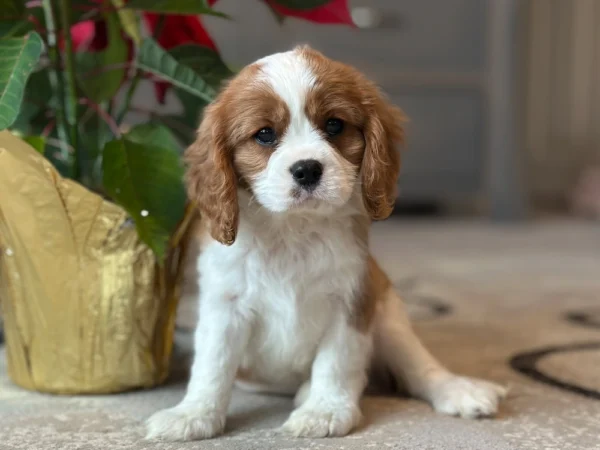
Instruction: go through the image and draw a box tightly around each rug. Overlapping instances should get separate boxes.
[1,218,599,450]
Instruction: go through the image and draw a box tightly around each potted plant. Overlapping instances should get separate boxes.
[0,0,353,394]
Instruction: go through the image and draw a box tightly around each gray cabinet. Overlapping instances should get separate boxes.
[284,0,487,73]
[204,0,527,219]
[392,88,483,199]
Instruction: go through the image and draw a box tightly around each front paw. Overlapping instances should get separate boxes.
[428,375,507,419]
[281,402,361,438]
[146,405,225,441]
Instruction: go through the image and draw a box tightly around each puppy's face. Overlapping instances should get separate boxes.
[186,46,405,245]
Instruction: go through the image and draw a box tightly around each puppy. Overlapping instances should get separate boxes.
[146,46,506,441]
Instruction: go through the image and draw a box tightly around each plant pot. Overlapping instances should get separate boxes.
[0,131,191,394]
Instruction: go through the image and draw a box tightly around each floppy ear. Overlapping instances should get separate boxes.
[184,102,239,245]
[361,90,405,220]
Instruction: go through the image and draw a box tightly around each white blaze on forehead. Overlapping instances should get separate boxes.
[251,49,355,213]
[255,50,315,127]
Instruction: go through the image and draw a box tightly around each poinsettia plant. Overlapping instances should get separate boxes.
[0,0,353,260]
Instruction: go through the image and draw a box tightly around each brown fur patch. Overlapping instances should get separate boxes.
[231,80,290,184]
[185,99,239,245]
[185,63,290,244]
[300,45,406,220]
[343,214,390,333]
[352,255,392,332]
[303,50,366,168]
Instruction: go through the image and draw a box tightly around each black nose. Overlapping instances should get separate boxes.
[289,159,323,188]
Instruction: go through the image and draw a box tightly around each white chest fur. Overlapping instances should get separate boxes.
[197,203,368,389]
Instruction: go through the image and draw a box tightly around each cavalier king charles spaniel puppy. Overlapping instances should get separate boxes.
[146,45,506,441]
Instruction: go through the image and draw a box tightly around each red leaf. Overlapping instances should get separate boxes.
[71,21,95,50]
[66,0,110,51]
[143,14,217,50]
[209,0,353,25]
[267,0,354,25]
[63,20,109,52]
[153,81,170,104]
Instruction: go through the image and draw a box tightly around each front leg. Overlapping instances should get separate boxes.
[281,314,372,438]
[146,293,250,441]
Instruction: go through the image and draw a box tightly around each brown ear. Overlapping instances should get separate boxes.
[184,102,239,245]
[361,90,405,220]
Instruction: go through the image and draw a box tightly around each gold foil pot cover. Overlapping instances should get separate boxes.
[0,131,191,394]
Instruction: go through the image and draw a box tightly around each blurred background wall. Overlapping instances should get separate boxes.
[525,0,600,210]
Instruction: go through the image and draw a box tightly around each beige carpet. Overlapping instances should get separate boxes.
[1,218,600,450]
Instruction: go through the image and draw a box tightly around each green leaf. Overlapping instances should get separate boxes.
[0,20,33,39]
[22,135,46,153]
[270,0,331,9]
[159,81,214,146]
[0,0,25,18]
[167,86,208,144]
[76,13,128,103]
[176,87,208,118]
[78,105,114,189]
[9,100,42,134]
[152,115,196,147]
[136,38,217,103]
[102,138,187,260]
[20,68,52,106]
[111,0,142,45]
[126,123,181,151]
[125,0,228,17]
[169,44,233,88]
[0,32,43,130]
[8,69,49,130]
[10,69,57,136]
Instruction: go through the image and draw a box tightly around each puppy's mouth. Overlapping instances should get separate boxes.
[289,187,321,208]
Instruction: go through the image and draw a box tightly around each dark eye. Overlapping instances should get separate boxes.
[325,118,344,136]
[255,127,277,146]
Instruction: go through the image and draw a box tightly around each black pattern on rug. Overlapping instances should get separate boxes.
[394,277,452,322]
[510,341,600,400]
[565,308,600,330]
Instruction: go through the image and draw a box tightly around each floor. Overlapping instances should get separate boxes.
[1,218,600,450]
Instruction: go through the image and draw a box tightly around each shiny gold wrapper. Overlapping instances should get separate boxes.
[0,131,192,394]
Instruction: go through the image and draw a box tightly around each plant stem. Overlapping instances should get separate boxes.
[41,0,70,163]
[116,14,166,125]
[116,70,140,124]
[79,99,122,138]
[42,119,56,137]
[58,0,80,179]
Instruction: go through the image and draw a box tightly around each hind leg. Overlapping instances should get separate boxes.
[373,287,507,419]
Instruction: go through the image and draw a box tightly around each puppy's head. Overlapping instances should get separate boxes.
[185,46,405,245]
